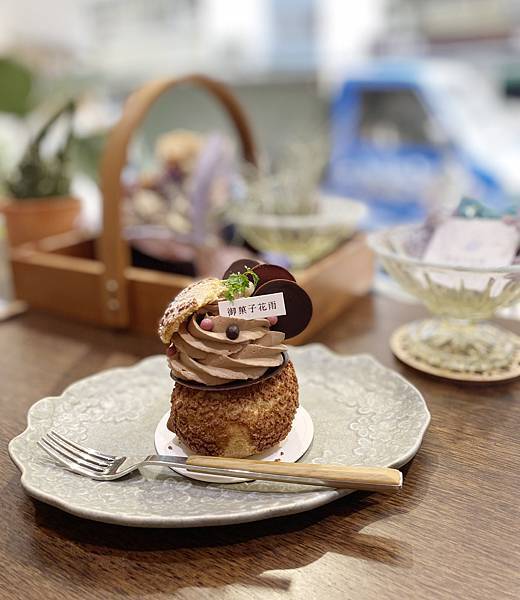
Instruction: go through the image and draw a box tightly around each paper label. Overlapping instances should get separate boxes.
[422,217,520,292]
[423,218,519,269]
[218,292,286,319]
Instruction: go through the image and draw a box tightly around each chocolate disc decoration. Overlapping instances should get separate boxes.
[170,351,289,391]
[252,263,295,287]
[254,279,312,339]
[222,258,261,280]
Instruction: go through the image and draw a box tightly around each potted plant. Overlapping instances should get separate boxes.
[1,100,81,246]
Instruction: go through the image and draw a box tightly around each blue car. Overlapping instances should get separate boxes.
[324,60,520,226]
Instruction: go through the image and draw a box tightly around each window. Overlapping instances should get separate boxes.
[358,88,435,147]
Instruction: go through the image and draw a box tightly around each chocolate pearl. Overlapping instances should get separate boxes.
[226,324,240,340]
[166,344,176,357]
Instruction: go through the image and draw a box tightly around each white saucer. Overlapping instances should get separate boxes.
[154,406,314,483]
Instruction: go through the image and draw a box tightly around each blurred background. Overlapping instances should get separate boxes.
[2,0,520,306]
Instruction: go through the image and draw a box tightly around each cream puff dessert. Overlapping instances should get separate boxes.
[158,260,312,457]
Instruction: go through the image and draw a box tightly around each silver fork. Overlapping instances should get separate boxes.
[38,430,403,491]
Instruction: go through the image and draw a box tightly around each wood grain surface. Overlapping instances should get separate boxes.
[1,295,519,599]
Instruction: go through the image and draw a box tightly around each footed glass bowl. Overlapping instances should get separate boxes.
[230,197,366,269]
[368,224,520,377]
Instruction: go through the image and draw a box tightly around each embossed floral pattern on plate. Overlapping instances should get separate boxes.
[8,345,430,528]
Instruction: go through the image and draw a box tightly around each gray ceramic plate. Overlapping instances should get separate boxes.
[8,344,430,528]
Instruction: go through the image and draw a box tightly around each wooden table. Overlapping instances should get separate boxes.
[1,295,518,599]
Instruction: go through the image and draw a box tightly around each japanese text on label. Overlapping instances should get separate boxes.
[218,292,286,319]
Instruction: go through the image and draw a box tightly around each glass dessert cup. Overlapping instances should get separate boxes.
[229,197,367,269]
[368,224,520,376]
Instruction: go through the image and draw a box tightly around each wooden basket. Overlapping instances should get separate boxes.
[10,74,373,344]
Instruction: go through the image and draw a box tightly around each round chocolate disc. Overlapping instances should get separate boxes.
[254,279,312,339]
[252,263,295,287]
[222,258,261,280]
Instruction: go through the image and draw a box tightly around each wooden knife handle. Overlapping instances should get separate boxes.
[187,456,402,491]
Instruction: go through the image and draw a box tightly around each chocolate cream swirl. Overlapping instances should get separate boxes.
[167,308,287,386]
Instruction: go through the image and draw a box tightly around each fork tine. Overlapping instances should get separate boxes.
[50,430,115,462]
[47,431,112,468]
[40,435,107,473]
[38,439,105,477]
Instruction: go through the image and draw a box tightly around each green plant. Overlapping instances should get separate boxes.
[5,100,75,200]
[0,57,34,116]
[222,267,259,301]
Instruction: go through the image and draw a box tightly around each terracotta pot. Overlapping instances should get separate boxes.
[0,196,81,246]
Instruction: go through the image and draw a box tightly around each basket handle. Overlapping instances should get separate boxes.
[98,74,258,327]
